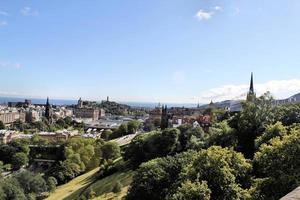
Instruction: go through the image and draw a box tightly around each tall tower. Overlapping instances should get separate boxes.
[247,73,256,101]
[45,97,52,121]
[78,97,83,108]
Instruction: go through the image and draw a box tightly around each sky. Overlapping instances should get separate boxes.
[1,0,300,104]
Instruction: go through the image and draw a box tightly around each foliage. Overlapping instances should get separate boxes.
[205,121,238,149]
[255,121,287,149]
[253,131,300,199]
[126,151,198,200]
[167,180,211,200]
[182,146,252,200]
[231,92,275,158]
[112,181,122,194]
[11,152,29,170]
[100,141,121,162]
[0,120,5,129]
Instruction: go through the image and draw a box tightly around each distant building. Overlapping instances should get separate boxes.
[73,108,105,121]
[246,72,256,101]
[0,111,25,124]
[44,97,52,121]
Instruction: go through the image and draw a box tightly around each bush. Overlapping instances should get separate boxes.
[112,181,122,194]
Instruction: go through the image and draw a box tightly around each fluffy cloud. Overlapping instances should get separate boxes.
[198,79,300,103]
[20,7,39,16]
[195,10,214,21]
[195,6,222,21]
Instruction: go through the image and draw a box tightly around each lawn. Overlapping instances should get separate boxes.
[46,168,134,200]
[46,167,100,200]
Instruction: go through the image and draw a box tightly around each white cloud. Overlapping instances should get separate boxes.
[198,79,300,103]
[214,6,222,11]
[0,10,9,16]
[0,20,7,27]
[0,61,22,69]
[195,6,222,21]
[195,10,214,21]
[20,7,39,16]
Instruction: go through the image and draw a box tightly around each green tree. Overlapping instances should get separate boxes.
[255,121,287,149]
[101,141,121,161]
[233,92,275,158]
[0,121,5,130]
[126,151,198,200]
[167,180,211,200]
[184,146,252,200]
[11,152,28,170]
[101,129,113,141]
[47,177,58,192]
[127,120,141,134]
[253,131,300,200]
[112,181,122,194]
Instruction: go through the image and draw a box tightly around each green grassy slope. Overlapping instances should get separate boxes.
[47,168,134,200]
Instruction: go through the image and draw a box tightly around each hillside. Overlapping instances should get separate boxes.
[46,167,134,200]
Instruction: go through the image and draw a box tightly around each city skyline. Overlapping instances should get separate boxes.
[1,0,300,103]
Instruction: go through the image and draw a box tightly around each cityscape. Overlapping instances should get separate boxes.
[1,1,300,200]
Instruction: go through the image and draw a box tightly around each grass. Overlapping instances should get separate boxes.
[46,167,134,200]
[46,167,100,200]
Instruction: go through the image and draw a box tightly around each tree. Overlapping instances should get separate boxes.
[101,141,121,161]
[101,129,113,141]
[112,181,122,194]
[233,92,275,158]
[11,152,28,170]
[205,121,238,149]
[47,177,58,192]
[183,146,252,200]
[159,128,180,156]
[0,120,5,129]
[255,121,287,149]
[253,131,300,199]
[167,180,211,200]
[126,151,198,200]
[127,120,141,134]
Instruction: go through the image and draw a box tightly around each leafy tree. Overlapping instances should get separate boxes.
[64,116,73,126]
[232,92,275,158]
[167,180,211,200]
[0,178,27,200]
[127,120,141,134]
[253,131,300,199]
[101,129,113,141]
[11,152,28,170]
[47,176,58,192]
[159,128,180,156]
[205,121,238,149]
[101,141,120,161]
[0,121,5,130]
[126,151,198,200]
[112,181,122,194]
[183,146,252,200]
[255,121,287,149]
[0,144,16,164]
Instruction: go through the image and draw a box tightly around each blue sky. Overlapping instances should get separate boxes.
[1,0,300,103]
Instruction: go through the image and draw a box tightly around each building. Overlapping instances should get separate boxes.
[44,97,52,121]
[246,72,256,101]
[73,108,105,121]
[0,110,25,124]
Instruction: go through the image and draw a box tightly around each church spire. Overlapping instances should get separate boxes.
[247,73,256,101]
[249,72,254,94]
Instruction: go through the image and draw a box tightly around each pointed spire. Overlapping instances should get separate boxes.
[249,72,254,94]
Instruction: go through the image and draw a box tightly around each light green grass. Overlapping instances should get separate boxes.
[46,168,134,200]
[46,167,100,200]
